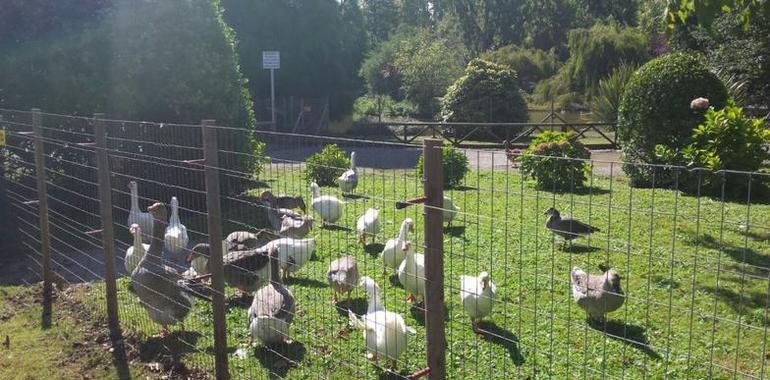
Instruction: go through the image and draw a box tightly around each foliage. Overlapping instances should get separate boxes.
[520,131,591,191]
[520,0,576,54]
[361,0,400,45]
[304,144,351,187]
[415,145,470,188]
[617,52,729,186]
[480,45,561,92]
[591,64,637,122]
[221,0,366,120]
[665,0,770,30]
[445,0,524,53]
[532,23,648,106]
[359,32,408,99]
[571,0,639,26]
[353,95,416,118]
[687,13,770,107]
[394,29,464,116]
[654,103,770,194]
[442,59,529,140]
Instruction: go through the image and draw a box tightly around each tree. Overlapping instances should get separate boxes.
[665,0,770,30]
[521,0,576,54]
[481,45,560,92]
[444,0,523,53]
[361,0,400,45]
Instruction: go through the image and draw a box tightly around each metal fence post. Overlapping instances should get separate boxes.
[423,138,446,379]
[202,120,229,380]
[32,108,53,328]
[0,115,13,254]
[94,113,122,340]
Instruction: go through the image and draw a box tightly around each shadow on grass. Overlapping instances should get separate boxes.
[682,232,770,275]
[378,369,414,379]
[587,319,660,360]
[343,193,369,201]
[560,244,601,254]
[254,341,306,379]
[444,226,466,238]
[449,185,477,192]
[322,225,352,232]
[285,277,327,289]
[739,228,770,243]
[409,303,426,325]
[364,243,385,256]
[699,286,769,322]
[388,274,403,288]
[335,297,368,317]
[477,321,525,366]
[138,331,202,366]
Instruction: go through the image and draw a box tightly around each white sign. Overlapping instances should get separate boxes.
[262,51,280,70]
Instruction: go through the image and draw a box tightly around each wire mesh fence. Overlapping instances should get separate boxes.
[1,107,769,379]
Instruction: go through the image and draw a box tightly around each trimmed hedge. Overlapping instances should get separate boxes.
[617,52,728,186]
[520,131,591,191]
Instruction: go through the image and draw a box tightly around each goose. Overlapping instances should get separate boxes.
[280,215,314,239]
[127,181,153,243]
[396,196,459,227]
[187,239,273,296]
[397,241,425,304]
[124,224,149,274]
[380,218,413,274]
[260,190,307,213]
[327,255,359,304]
[225,230,279,252]
[269,237,317,281]
[248,244,296,345]
[310,182,344,225]
[544,207,599,246]
[336,151,358,194]
[164,197,188,256]
[261,191,307,231]
[131,203,206,336]
[356,208,381,245]
[348,276,415,369]
[571,265,625,323]
[460,271,497,333]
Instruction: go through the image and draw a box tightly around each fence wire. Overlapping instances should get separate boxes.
[2,107,769,379]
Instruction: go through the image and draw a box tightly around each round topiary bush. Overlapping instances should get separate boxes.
[520,131,591,191]
[304,144,351,187]
[416,145,469,188]
[617,52,728,186]
[442,59,529,141]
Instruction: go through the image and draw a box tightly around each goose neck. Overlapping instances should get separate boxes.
[142,216,165,268]
[367,291,384,313]
[269,251,281,285]
[397,222,410,241]
[350,153,356,170]
[130,186,139,211]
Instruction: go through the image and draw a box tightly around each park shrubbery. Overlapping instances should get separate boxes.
[304,144,351,187]
[617,52,728,187]
[520,131,591,191]
[415,145,469,188]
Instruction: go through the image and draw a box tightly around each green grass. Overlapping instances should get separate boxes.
[0,284,153,379]
[82,166,770,379]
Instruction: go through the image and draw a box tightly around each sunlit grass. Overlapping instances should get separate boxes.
[83,165,770,379]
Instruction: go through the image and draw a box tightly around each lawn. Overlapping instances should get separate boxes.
[80,163,770,379]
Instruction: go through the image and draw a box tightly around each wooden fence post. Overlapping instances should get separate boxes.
[423,139,446,379]
[94,113,122,340]
[32,108,53,328]
[202,120,229,380]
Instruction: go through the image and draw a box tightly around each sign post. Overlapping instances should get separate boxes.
[262,51,280,131]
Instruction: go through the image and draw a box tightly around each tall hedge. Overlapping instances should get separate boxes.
[617,52,728,186]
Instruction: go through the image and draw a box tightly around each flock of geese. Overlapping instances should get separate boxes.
[122,150,626,371]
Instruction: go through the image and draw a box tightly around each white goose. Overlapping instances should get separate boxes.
[397,241,425,304]
[356,208,381,245]
[269,237,317,280]
[460,271,496,332]
[310,182,344,225]
[164,197,189,256]
[380,218,413,273]
[127,181,153,243]
[348,276,415,369]
[336,151,358,194]
[124,224,149,274]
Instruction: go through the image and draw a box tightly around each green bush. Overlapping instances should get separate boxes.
[304,144,351,187]
[353,95,416,119]
[618,52,729,186]
[654,103,770,195]
[480,45,561,92]
[591,64,637,123]
[520,131,591,191]
[442,59,529,141]
[415,145,469,188]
